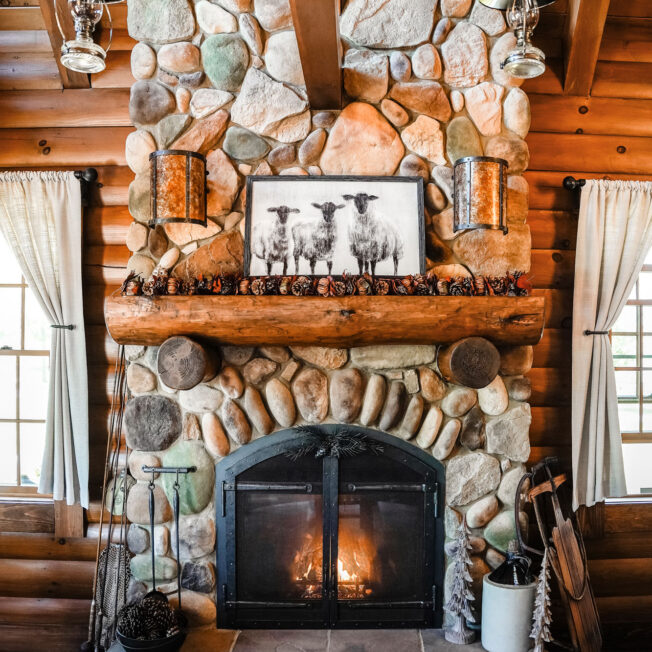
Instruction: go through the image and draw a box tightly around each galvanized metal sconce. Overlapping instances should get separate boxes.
[149,150,208,228]
[453,156,508,235]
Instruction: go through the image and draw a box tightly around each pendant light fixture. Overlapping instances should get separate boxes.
[55,0,123,74]
[479,0,556,79]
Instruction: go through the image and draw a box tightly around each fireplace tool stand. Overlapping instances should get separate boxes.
[116,465,196,650]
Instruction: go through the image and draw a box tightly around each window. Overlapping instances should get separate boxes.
[0,233,50,495]
[612,248,652,496]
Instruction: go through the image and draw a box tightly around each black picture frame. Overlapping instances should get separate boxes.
[243,175,426,277]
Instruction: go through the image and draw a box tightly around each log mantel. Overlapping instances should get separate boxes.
[104,295,545,347]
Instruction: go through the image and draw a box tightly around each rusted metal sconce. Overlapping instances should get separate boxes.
[453,156,508,235]
[149,149,207,227]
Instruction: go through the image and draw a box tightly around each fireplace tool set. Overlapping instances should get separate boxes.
[82,345,132,652]
[116,465,196,652]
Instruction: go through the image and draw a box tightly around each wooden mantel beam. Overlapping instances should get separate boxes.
[39,0,90,89]
[563,0,611,96]
[289,0,342,110]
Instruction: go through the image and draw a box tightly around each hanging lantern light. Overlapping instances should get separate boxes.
[453,157,508,235]
[149,150,208,228]
[500,0,547,78]
[55,0,123,74]
[478,0,555,9]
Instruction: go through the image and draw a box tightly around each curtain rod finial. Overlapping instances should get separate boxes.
[74,168,98,184]
[563,176,586,191]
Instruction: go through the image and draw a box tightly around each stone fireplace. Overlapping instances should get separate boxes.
[117,0,539,635]
[122,341,533,629]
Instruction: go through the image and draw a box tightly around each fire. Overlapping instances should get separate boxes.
[293,525,375,599]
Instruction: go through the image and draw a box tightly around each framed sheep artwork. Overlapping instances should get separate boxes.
[244,176,425,277]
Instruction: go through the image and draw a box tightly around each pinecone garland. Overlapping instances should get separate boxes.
[167,277,180,295]
[292,276,312,296]
[238,279,251,295]
[251,278,265,295]
[279,276,293,295]
[374,279,390,295]
[220,276,237,295]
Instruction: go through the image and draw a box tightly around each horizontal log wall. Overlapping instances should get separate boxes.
[522,2,652,636]
[0,2,132,504]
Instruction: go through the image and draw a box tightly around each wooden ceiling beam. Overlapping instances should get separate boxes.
[38,0,90,89]
[288,0,342,110]
[563,0,611,96]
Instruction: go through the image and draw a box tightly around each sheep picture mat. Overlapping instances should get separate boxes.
[244,176,425,277]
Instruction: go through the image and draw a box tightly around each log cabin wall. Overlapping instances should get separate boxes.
[522,0,652,634]
[0,0,651,646]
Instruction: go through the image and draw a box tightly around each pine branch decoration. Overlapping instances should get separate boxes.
[530,548,553,652]
[444,519,476,645]
[285,427,384,461]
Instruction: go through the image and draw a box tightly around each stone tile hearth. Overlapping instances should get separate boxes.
[231,628,485,652]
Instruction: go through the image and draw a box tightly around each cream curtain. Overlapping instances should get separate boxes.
[572,179,652,509]
[0,171,88,507]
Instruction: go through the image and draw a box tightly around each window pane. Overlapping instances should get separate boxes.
[614,305,637,333]
[612,335,637,367]
[621,443,652,495]
[646,247,652,266]
[618,402,639,432]
[24,289,50,350]
[19,356,49,420]
[616,370,638,399]
[644,336,652,362]
[0,356,17,419]
[628,282,638,301]
[0,422,17,485]
[644,306,652,333]
[640,272,652,300]
[20,422,45,487]
[643,402,652,433]
[0,287,22,350]
[0,233,22,284]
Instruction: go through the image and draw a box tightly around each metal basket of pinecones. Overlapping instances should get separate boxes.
[116,596,187,651]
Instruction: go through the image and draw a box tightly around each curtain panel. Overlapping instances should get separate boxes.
[0,171,88,507]
[572,180,652,509]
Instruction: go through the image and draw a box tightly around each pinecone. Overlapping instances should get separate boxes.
[392,280,408,295]
[152,271,168,295]
[167,277,180,295]
[317,277,332,296]
[356,275,373,296]
[332,280,347,296]
[117,603,144,639]
[142,279,155,296]
[124,279,141,296]
[414,281,429,295]
[448,277,465,295]
[279,276,293,295]
[251,278,265,295]
[473,276,486,296]
[264,276,279,295]
[220,276,237,295]
[238,279,251,295]
[461,276,474,296]
[437,279,450,295]
[183,279,196,295]
[292,276,312,296]
[487,276,507,295]
[374,279,390,296]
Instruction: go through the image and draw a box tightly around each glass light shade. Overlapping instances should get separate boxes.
[478,0,556,7]
[453,156,508,235]
[61,36,106,72]
[501,43,546,78]
[150,150,207,227]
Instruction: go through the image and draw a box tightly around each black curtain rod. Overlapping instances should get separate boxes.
[563,176,586,190]
[74,168,98,183]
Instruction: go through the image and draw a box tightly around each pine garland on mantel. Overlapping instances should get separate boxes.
[121,271,531,298]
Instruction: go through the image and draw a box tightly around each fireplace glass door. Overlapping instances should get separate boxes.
[216,427,445,629]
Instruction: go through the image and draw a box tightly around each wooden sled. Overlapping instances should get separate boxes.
[515,458,602,652]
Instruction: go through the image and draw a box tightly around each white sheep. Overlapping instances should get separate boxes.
[253,205,299,275]
[292,201,345,275]
[343,193,404,275]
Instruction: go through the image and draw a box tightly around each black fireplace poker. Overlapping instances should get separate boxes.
[141,466,197,474]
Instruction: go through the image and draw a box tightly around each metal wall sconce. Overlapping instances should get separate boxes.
[453,156,508,235]
[56,0,123,74]
[149,150,208,228]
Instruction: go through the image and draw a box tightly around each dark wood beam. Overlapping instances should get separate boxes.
[288,0,342,109]
[563,0,611,96]
[38,0,90,89]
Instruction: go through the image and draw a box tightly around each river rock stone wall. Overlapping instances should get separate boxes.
[122,342,534,625]
[124,0,532,283]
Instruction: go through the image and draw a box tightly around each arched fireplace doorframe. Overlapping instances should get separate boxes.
[215,425,446,629]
